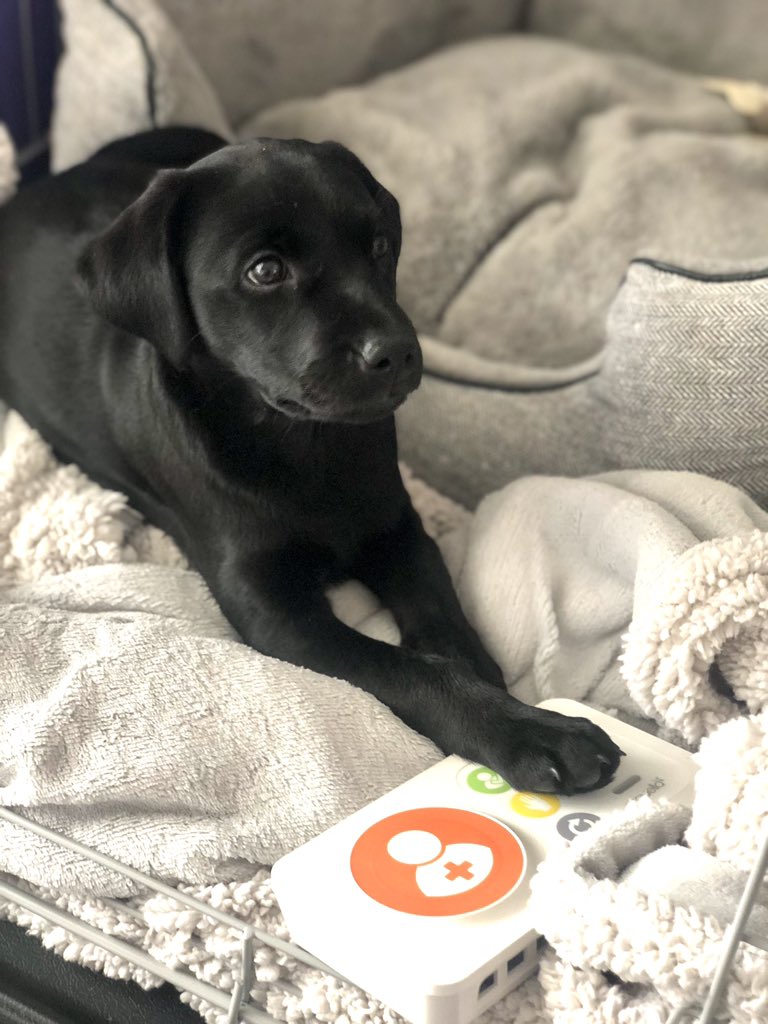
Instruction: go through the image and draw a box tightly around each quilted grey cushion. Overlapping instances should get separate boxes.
[156,0,521,130]
[52,0,233,170]
[529,0,768,84]
[51,0,521,170]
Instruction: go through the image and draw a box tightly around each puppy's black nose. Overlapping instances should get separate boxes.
[353,333,419,376]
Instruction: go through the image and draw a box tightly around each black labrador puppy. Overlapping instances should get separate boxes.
[0,128,622,794]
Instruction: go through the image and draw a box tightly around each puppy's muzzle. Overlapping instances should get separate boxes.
[352,330,422,393]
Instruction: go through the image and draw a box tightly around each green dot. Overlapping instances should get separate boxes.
[466,767,511,794]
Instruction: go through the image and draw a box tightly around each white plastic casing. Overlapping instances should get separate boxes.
[271,699,697,1024]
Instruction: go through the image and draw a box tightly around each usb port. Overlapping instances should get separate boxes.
[478,971,497,996]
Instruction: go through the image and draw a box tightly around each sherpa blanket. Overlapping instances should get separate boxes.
[3,399,768,1023]
[529,723,768,1023]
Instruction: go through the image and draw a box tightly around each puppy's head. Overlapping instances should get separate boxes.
[79,138,422,423]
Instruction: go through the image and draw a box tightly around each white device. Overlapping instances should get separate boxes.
[272,700,697,1024]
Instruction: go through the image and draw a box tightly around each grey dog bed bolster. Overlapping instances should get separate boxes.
[398,257,768,507]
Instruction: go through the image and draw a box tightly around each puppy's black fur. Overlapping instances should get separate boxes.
[0,128,622,793]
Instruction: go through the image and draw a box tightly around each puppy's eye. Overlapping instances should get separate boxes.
[247,255,286,286]
[372,236,389,259]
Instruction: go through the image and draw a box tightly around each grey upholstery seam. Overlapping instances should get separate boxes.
[633,257,768,282]
[102,0,157,127]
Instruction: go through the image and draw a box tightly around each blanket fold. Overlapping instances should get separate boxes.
[458,470,768,737]
[1,564,444,893]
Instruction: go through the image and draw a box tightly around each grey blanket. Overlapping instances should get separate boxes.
[0,565,443,893]
[245,35,768,506]
[248,33,768,373]
[4,401,768,904]
[0,406,455,895]
[4,404,768,1024]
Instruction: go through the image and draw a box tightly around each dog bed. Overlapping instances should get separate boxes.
[3,8,768,1018]
[52,1,768,506]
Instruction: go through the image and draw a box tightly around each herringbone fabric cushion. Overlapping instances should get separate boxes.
[399,258,768,508]
[595,260,768,498]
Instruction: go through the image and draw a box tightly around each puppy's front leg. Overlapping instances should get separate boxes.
[210,547,622,794]
[352,506,503,686]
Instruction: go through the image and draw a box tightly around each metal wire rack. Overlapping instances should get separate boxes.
[0,806,764,1024]
[0,806,351,1024]
[665,824,768,1024]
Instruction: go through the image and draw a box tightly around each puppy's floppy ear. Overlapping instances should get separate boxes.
[77,168,195,367]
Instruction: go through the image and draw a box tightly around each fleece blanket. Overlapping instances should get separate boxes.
[2,398,768,1022]
[458,471,768,743]
[0,406,467,892]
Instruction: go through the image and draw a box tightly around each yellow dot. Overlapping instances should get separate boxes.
[509,792,560,818]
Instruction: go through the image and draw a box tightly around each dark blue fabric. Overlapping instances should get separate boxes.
[0,0,60,177]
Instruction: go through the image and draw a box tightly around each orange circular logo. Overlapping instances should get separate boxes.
[349,807,526,916]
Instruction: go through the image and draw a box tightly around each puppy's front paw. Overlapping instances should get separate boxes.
[481,706,624,796]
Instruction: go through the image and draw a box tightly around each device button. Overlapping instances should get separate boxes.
[458,765,512,795]
[556,812,600,840]
[509,792,560,818]
[350,807,526,917]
